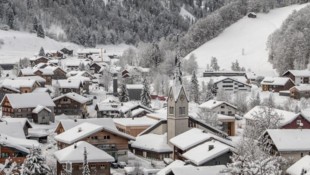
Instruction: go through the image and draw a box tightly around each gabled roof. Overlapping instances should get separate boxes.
[32,105,52,114]
[15,76,46,83]
[55,79,81,89]
[0,122,26,139]
[264,129,310,152]
[261,77,294,86]
[54,141,114,164]
[113,116,158,127]
[0,85,20,93]
[56,118,118,131]
[55,121,135,144]
[169,85,189,102]
[213,76,251,87]
[182,140,232,166]
[290,84,310,92]
[244,106,299,127]
[53,92,88,104]
[157,160,187,175]
[0,133,39,149]
[286,155,310,175]
[282,69,310,77]
[0,117,32,128]
[1,93,55,108]
[1,79,38,89]
[199,100,237,110]
[130,133,172,153]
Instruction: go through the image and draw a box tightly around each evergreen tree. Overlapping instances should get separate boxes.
[22,147,51,175]
[39,47,45,56]
[119,81,129,102]
[82,147,90,175]
[79,62,85,71]
[140,77,151,108]
[53,80,61,97]
[210,57,220,71]
[37,24,45,38]
[33,17,38,32]
[190,71,199,103]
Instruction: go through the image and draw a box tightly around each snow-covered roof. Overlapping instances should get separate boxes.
[96,102,120,111]
[146,109,167,120]
[113,116,158,127]
[261,77,293,86]
[291,84,310,92]
[182,140,231,166]
[53,92,88,104]
[54,141,114,164]
[55,79,80,89]
[244,106,298,127]
[1,79,37,89]
[57,118,118,131]
[0,134,30,154]
[55,122,103,144]
[126,84,143,89]
[0,117,32,128]
[286,155,310,175]
[283,70,310,77]
[2,93,55,108]
[169,85,189,102]
[0,122,25,139]
[217,114,235,121]
[171,165,227,175]
[15,76,46,83]
[33,87,49,93]
[156,160,187,175]
[265,129,310,152]
[56,121,134,143]
[0,133,39,149]
[170,128,212,151]
[32,105,51,114]
[77,48,101,54]
[67,75,91,83]
[199,100,237,110]
[213,76,250,86]
[130,133,172,153]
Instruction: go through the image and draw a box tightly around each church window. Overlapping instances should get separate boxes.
[169,107,174,114]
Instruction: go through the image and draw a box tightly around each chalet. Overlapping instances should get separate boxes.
[54,141,114,175]
[60,47,73,56]
[77,48,102,58]
[54,122,135,161]
[15,76,46,87]
[0,117,32,136]
[260,129,310,163]
[244,106,310,129]
[261,77,295,92]
[95,102,153,118]
[113,116,158,137]
[53,92,88,116]
[199,100,238,116]
[45,50,64,59]
[1,93,55,123]
[213,77,251,93]
[282,69,310,85]
[32,105,53,124]
[29,56,49,66]
[0,133,39,165]
[0,85,20,101]
[56,79,82,94]
[289,85,310,99]
[1,79,40,93]
[90,62,108,74]
[130,133,172,160]
[66,71,94,79]
[65,60,90,71]
[169,128,234,162]
[286,155,310,175]
[247,12,257,18]
[126,84,143,100]
[122,65,150,82]
[88,54,111,64]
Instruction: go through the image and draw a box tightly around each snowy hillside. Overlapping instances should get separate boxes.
[0,30,81,63]
[185,3,309,76]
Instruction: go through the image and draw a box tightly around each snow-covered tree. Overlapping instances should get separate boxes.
[39,47,45,56]
[245,106,283,139]
[210,57,220,71]
[82,147,90,175]
[119,81,129,102]
[198,109,221,129]
[190,71,199,103]
[0,158,17,175]
[216,88,231,102]
[249,91,261,109]
[140,77,151,108]
[22,147,51,175]
[53,80,61,97]
[233,92,248,113]
[183,54,198,74]
[79,62,85,71]
[37,24,45,38]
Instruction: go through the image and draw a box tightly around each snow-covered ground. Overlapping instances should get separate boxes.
[185,3,309,76]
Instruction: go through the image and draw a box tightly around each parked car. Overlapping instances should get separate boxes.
[118,161,127,168]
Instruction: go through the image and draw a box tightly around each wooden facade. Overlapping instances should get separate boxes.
[0,145,27,165]
[56,162,111,175]
[262,80,295,92]
[0,86,19,101]
[53,96,87,116]
[30,57,49,66]
[282,114,310,129]
[289,86,310,99]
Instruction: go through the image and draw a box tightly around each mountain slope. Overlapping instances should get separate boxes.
[185,3,309,76]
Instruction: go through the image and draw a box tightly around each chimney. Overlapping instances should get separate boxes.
[74,143,77,149]
[208,145,214,151]
[78,127,82,132]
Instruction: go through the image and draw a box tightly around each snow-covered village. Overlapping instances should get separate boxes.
[1,0,310,175]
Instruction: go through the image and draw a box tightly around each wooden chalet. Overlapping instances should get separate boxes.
[53,92,88,116]
[261,77,295,92]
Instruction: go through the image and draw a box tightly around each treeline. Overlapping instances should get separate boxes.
[0,0,191,46]
[179,0,309,57]
[268,4,310,74]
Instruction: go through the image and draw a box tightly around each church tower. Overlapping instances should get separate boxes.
[167,57,189,143]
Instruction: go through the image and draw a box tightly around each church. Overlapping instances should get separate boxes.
[129,58,232,161]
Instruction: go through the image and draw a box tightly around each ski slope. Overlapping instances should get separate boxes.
[185,3,309,76]
[0,30,81,63]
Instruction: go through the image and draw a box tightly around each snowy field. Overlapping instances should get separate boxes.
[185,3,309,76]
[0,30,131,64]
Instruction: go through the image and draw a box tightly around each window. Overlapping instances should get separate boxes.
[222,85,233,88]
[1,153,9,158]
[221,106,225,108]
[169,107,174,114]
[221,111,225,114]
[297,120,301,125]
[100,165,105,170]
[179,107,186,115]
[301,153,304,157]
[104,135,110,140]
